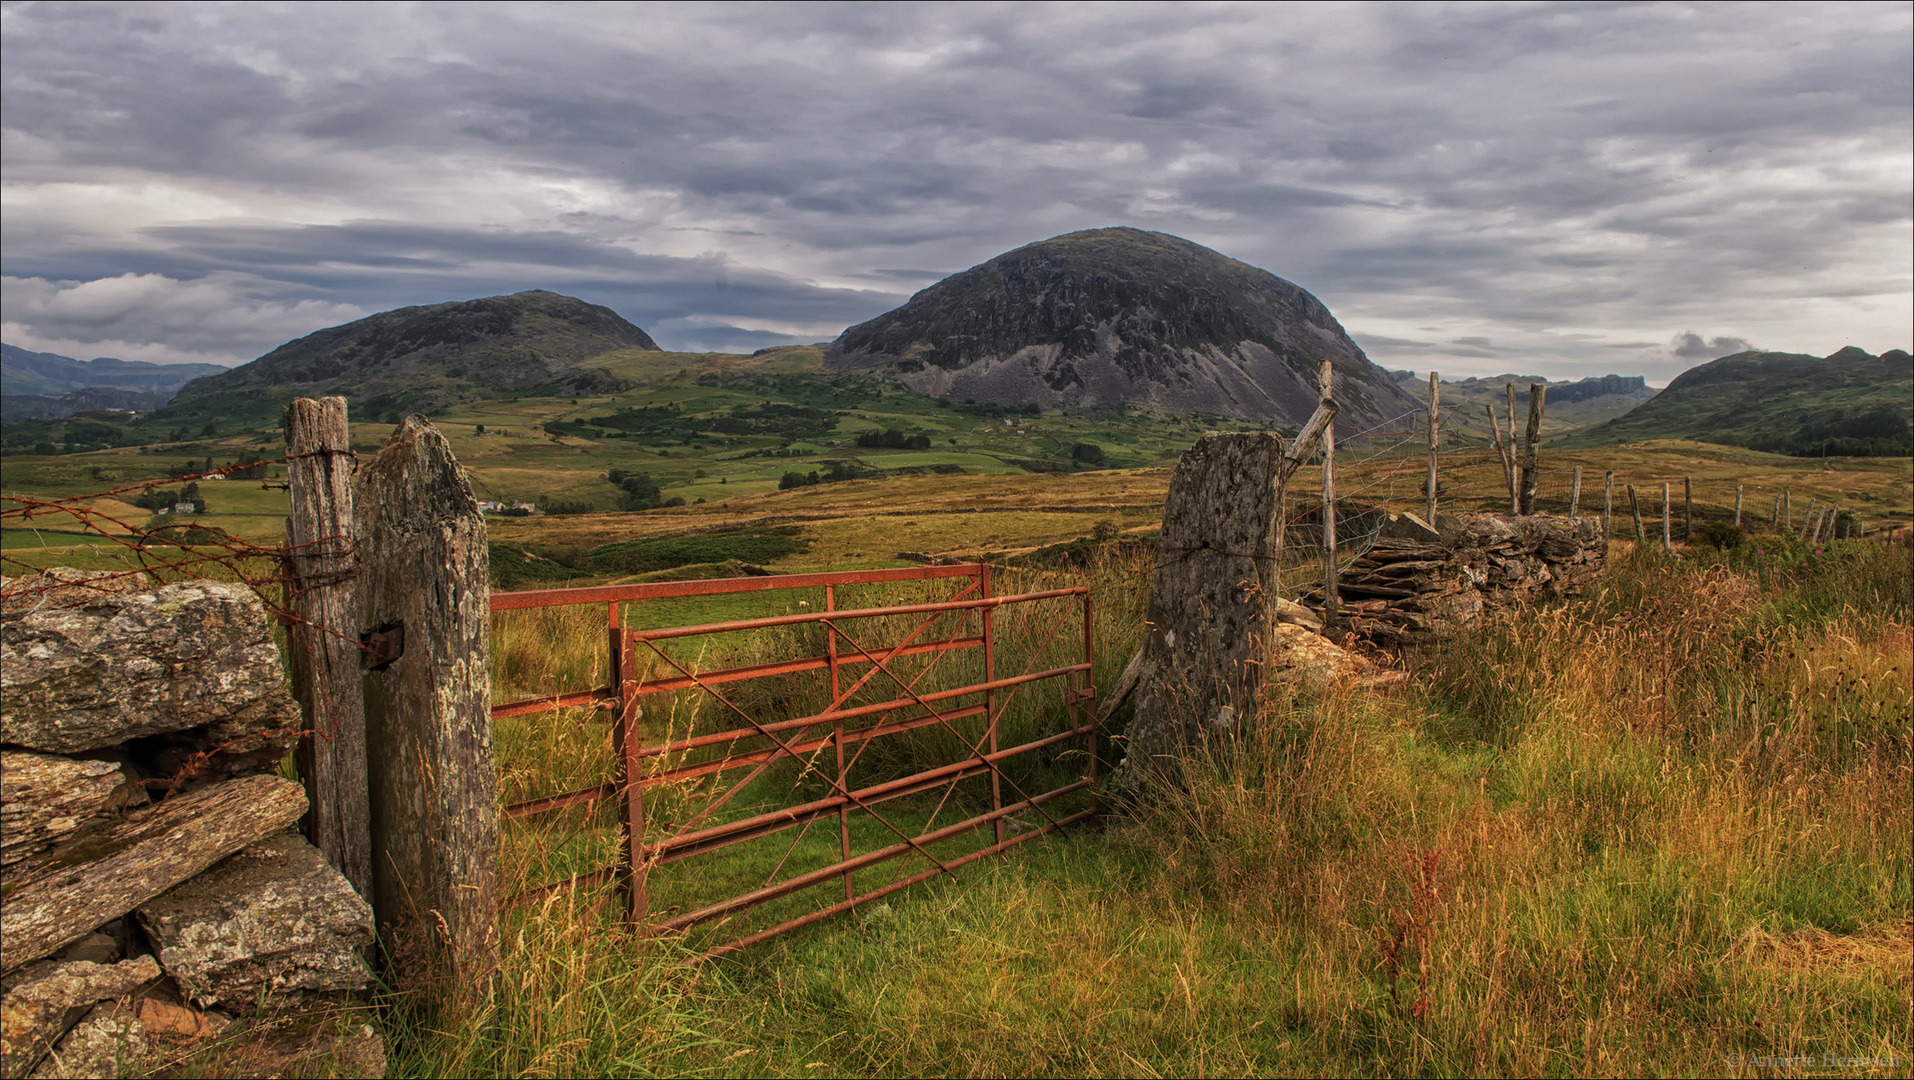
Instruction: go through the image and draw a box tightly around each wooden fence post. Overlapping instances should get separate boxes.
[1799,498,1817,542]
[283,397,372,903]
[1505,384,1520,512]
[355,415,498,1006]
[1320,359,1338,624]
[1568,465,1582,519]
[1628,484,1645,544]
[1735,484,1744,528]
[1426,372,1439,522]
[1662,483,1672,551]
[1604,471,1614,540]
[1785,488,1792,530]
[1518,384,1545,514]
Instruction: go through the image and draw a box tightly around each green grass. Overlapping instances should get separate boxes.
[380,538,1912,1078]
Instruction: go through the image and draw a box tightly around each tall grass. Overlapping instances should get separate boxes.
[389,538,1910,1078]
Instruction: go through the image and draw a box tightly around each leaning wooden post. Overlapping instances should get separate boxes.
[1518,383,1545,514]
[1487,403,1514,510]
[1319,359,1339,624]
[1568,465,1582,519]
[1504,384,1520,512]
[1120,400,1335,792]
[283,397,373,903]
[1426,371,1440,522]
[1628,484,1645,544]
[1604,471,1615,540]
[1735,484,1744,528]
[355,415,498,1006]
[1661,482,1672,551]
[1684,477,1693,539]
[1799,498,1817,542]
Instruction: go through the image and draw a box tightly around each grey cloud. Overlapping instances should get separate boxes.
[1671,332,1758,360]
[1,1,1907,373]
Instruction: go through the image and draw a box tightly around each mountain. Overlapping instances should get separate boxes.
[1389,371,1658,439]
[1571,347,1912,455]
[824,228,1420,429]
[158,290,660,427]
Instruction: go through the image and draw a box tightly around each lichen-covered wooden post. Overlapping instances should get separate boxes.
[284,397,372,902]
[1518,383,1545,515]
[354,415,497,1005]
[1121,404,1335,792]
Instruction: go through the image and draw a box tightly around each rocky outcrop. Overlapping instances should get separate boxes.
[826,228,1420,428]
[0,580,301,756]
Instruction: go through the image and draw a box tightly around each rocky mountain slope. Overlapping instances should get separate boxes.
[1570,346,1911,455]
[157,290,659,427]
[824,228,1420,430]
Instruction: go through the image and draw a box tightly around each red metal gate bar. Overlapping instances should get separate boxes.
[490,562,1100,955]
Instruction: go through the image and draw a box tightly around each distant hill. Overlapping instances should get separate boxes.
[157,290,660,428]
[1,344,228,421]
[1570,347,1912,455]
[825,228,1420,430]
[1390,371,1658,439]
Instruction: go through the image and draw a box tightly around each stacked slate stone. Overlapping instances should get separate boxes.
[0,570,379,1079]
[1305,512,1605,645]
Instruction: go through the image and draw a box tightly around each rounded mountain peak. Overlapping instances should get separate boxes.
[826,228,1414,427]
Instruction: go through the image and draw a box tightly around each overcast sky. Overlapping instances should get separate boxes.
[2,1,1909,383]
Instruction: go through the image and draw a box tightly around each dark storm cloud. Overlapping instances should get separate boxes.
[2,1,1908,374]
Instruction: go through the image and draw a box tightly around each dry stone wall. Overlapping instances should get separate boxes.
[0,569,381,1079]
[1314,512,1606,645]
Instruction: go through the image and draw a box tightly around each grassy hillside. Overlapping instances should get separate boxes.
[1568,347,1912,455]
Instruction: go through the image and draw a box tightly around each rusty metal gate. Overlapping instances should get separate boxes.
[489,563,1098,957]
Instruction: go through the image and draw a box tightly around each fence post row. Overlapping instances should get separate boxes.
[283,397,373,905]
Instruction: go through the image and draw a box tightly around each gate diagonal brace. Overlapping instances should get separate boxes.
[657,604,968,844]
[824,617,1070,836]
[634,639,961,882]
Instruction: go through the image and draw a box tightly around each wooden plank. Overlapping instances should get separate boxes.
[282,396,372,903]
[355,416,498,1004]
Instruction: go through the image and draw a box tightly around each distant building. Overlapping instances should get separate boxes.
[171,502,197,515]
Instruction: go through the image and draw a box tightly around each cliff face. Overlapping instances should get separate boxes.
[160,290,659,425]
[825,228,1418,429]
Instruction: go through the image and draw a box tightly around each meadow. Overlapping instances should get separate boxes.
[375,529,1911,1079]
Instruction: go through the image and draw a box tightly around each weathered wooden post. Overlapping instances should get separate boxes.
[1487,404,1515,513]
[1518,384,1545,514]
[1684,477,1693,539]
[1504,384,1521,512]
[1426,372,1440,522]
[1735,484,1744,528]
[1799,498,1817,542]
[1784,488,1792,530]
[1319,359,1339,625]
[1661,483,1672,551]
[283,397,373,902]
[1772,492,1781,527]
[1604,471,1615,540]
[355,415,498,1005]
[1568,466,1582,519]
[1121,402,1336,790]
[1628,484,1646,544]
